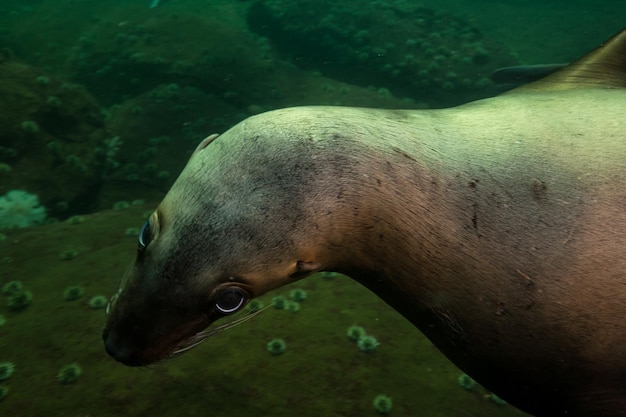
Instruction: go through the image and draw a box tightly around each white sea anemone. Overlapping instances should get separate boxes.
[0,190,46,229]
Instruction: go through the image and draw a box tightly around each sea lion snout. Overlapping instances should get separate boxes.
[102,277,219,366]
[103,327,140,366]
[102,160,326,365]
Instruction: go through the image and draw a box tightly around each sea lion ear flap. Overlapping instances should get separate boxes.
[190,133,220,159]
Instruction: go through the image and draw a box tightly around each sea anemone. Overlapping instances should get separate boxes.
[357,335,380,353]
[8,290,32,311]
[373,394,393,414]
[0,385,9,401]
[0,362,15,381]
[66,215,84,225]
[112,201,130,210]
[63,286,84,301]
[2,280,23,296]
[124,227,139,237]
[288,288,307,302]
[57,363,81,384]
[285,301,300,313]
[346,325,366,342]
[35,75,50,85]
[267,338,286,355]
[486,393,507,405]
[271,295,287,309]
[458,373,476,390]
[20,120,39,134]
[246,299,264,313]
[59,249,78,260]
[88,295,108,309]
[0,190,46,228]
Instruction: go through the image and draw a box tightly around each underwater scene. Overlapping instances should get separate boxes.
[1,0,625,416]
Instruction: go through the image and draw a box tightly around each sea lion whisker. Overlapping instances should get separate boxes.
[169,305,271,357]
[196,304,271,339]
[170,338,207,357]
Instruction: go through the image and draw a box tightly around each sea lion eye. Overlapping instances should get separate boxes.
[138,220,151,250]
[215,288,247,314]
[137,212,160,253]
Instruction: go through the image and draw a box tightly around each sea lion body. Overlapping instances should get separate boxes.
[104,30,626,417]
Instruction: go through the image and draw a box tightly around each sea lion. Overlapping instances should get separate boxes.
[103,28,626,417]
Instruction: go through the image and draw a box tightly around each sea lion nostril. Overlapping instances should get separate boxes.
[103,329,138,366]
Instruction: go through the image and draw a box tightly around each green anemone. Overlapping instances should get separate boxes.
[271,295,287,309]
[88,295,108,309]
[0,362,15,381]
[373,394,393,414]
[8,290,32,311]
[0,385,9,401]
[63,286,84,301]
[285,301,300,313]
[357,335,380,353]
[57,363,82,384]
[2,280,23,296]
[458,373,476,390]
[267,338,286,355]
[59,249,78,260]
[346,325,366,342]
[246,299,264,313]
[288,288,307,302]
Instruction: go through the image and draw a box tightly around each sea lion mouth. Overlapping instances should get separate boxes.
[166,305,270,360]
[104,306,268,366]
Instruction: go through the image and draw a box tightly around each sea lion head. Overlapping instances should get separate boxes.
[103,129,327,366]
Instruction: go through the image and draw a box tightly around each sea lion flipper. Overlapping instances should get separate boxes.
[511,27,626,92]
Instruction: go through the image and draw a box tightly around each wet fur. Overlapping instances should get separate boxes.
[104,31,626,417]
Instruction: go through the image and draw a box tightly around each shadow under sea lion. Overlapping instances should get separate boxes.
[103,28,626,417]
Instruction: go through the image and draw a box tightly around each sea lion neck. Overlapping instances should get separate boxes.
[229,103,626,417]
[240,107,474,305]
